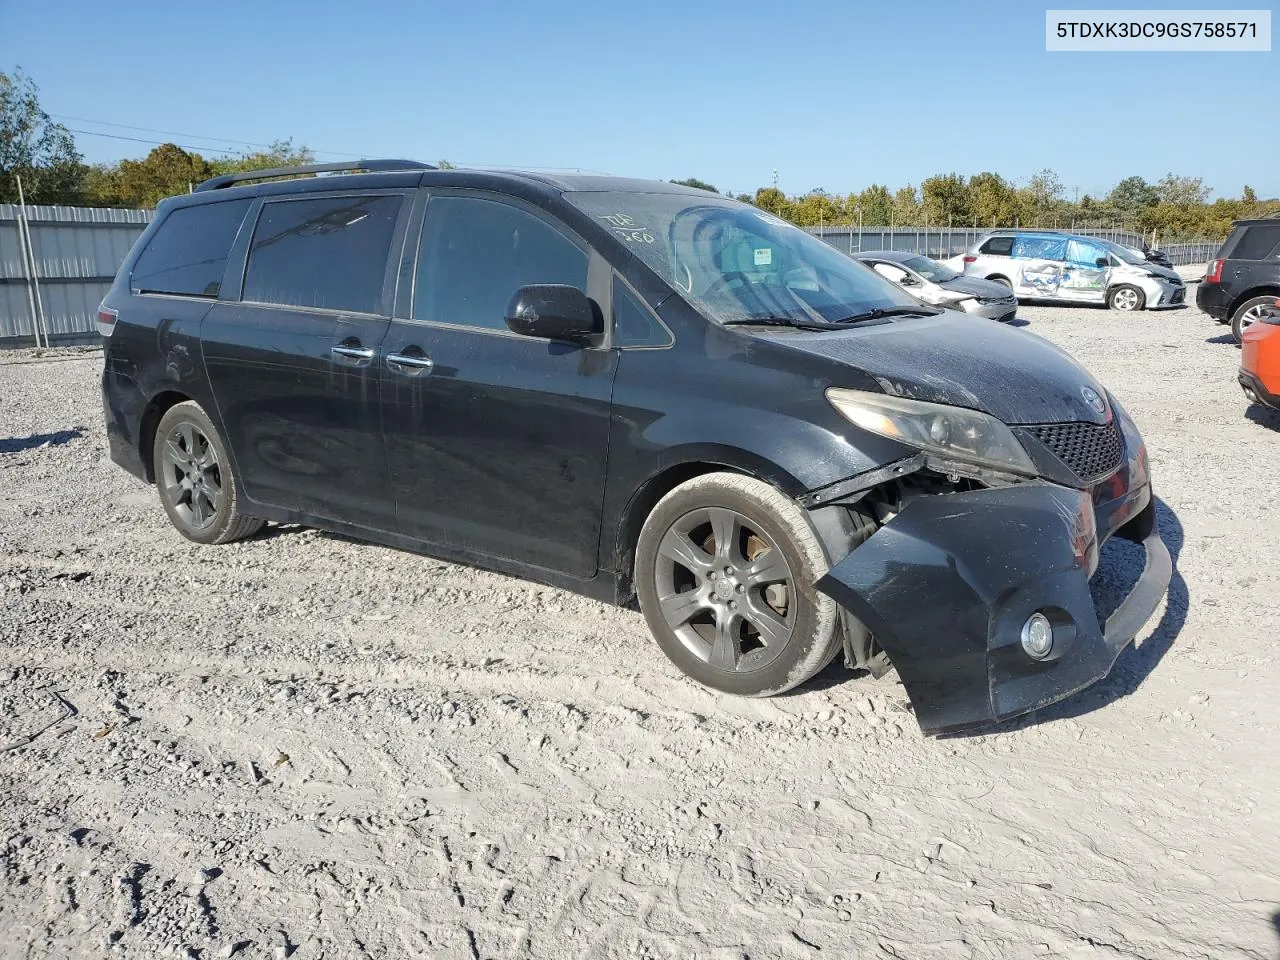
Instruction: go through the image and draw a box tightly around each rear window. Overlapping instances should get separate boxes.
[243,194,402,314]
[130,199,251,297]
[1227,224,1280,261]
[979,236,1013,256]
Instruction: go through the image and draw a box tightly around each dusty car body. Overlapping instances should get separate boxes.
[956,230,1186,311]
[100,163,1170,735]
[853,250,1018,322]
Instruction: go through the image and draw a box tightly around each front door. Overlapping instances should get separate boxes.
[201,191,408,529]
[380,191,617,578]
[1062,237,1110,303]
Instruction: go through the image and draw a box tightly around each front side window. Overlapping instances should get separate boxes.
[414,196,588,330]
[242,194,402,314]
[1066,238,1106,266]
[131,199,252,298]
[566,192,919,326]
[901,255,958,282]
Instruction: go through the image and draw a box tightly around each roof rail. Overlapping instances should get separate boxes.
[194,159,435,192]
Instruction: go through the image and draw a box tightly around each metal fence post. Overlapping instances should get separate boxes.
[15,176,50,349]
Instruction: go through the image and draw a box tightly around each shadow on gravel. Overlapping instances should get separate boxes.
[1205,332,1238,346]
[1246,406,1280,431]
[1005,318,1030,328]
[1271,911,1279,957]
[0,427,85,454]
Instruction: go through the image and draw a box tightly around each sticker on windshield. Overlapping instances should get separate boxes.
[754,248,773,266]
[754,212,792,229]
[599,213,655,244]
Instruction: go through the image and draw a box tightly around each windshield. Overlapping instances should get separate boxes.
[566,191,922,325]
[1100,240,1146,265]
[901,255,959,283]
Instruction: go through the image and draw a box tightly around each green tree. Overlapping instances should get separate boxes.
[856,184,892,225]
[892,185,922,226]
[0,68,83,203]
[753,186,791,218]
[670,177,718,193]
[1017,168,1063,225]
[207,139,315,177]
[112,144,215,207]
[967,172,1018,227]
[921,173,970,225]
[1106,176,1158,217]
[1155,173,1210,206]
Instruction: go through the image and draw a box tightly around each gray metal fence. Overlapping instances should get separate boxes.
[808,225,1218,266]
[1,203,153,347]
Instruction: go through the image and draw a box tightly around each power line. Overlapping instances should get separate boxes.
[53,114,362,158]
[64,128,245,156]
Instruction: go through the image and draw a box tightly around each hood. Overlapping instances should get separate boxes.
[749,312,1111,425]
[937,275,1014,299]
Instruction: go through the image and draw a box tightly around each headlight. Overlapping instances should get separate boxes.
[826,388,1038,476]
[941,296,977,312]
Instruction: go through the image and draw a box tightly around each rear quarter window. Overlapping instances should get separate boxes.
[1228,224,1280,261]
[979,236,1013,256]
[130,199,252,297]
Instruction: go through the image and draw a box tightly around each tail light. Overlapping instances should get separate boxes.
[1204,259,1224,284]
[96,305,118,337]
[963,255,977,264]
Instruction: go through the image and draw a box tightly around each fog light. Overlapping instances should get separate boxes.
[1021,613,1054,660]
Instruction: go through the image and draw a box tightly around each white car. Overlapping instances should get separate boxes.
[954,231,1186,311]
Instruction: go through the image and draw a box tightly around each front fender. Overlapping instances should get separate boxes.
[816,484,1170,735]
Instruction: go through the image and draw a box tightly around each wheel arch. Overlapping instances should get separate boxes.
[138,389,194,483]
[1229,286,1280,318]
[610,450,809,600]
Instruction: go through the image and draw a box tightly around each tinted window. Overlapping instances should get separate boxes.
[414,196,587,329]
[243,195,401,313]
[131,199,251,297]
[980,236,1013,256]
[1232,224,1280,261]
[613,277,671,347]
[1012,236,1067,261]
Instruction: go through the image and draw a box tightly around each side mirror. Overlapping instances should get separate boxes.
[1095,257,1109,268]
[505,285,601,343]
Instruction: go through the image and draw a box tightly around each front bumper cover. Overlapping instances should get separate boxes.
[816,483,1170,735]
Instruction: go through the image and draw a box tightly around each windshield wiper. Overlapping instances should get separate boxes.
[834,306,942,325]
[722,316,843,331]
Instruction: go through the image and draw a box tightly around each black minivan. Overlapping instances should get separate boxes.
[100,160,1171,734]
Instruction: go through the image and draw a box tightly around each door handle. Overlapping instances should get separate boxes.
[387,351,435,374]
[332,344,375,361]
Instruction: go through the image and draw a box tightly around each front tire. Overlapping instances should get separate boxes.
[634,472,851,697]
[1108,285,1145,311]
[152,401,264,545]
[1231,295,1276,344]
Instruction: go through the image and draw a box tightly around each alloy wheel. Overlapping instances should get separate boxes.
[160,422,223,530]
[653,507,796,673]
[1113,288,1140,311]
[1240,304,1268,333]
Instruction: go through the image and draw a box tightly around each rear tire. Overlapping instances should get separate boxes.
[1108,285,1145,311]
[1231,295,1276,344]
[635,472,867,697]
[152,401,264,545]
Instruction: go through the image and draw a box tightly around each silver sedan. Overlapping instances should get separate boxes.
[853,250,1019,321]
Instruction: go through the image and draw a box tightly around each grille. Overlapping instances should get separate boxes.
[1024,420,1124,482]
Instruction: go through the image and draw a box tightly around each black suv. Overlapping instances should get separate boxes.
[1197,217,1280,342]
[100,160,1170,734]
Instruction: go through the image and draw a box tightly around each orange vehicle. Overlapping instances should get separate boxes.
[1240,297,1280,413]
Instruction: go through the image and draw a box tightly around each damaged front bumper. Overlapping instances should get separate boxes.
[816,481,1170,735]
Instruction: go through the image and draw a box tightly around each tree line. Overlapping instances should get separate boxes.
[4,68,1274,240]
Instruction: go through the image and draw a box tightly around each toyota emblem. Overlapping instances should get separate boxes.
[1081,386,1106,414]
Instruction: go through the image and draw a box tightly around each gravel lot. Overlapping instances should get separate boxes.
[2,289,1279,960]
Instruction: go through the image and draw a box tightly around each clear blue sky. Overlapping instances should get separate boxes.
[3,0,1276,199]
